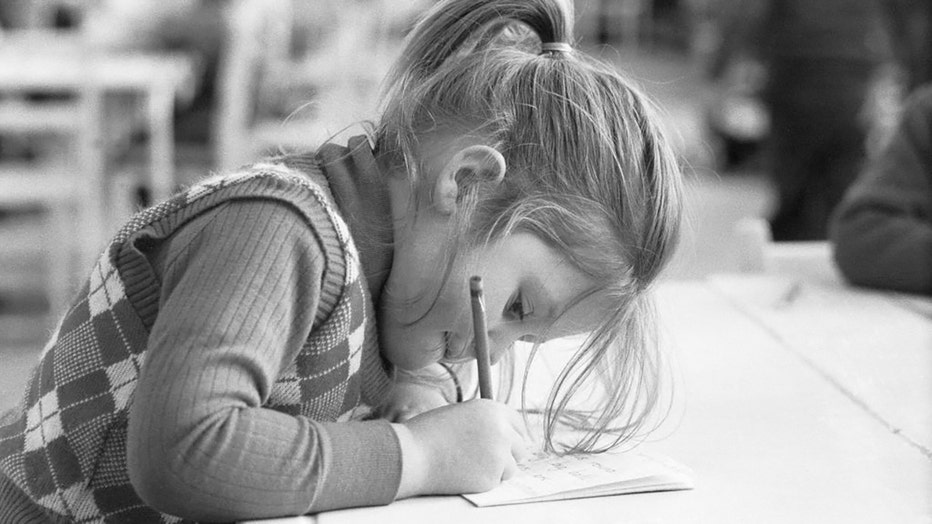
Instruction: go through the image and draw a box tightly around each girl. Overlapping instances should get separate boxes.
[0,0,682,521]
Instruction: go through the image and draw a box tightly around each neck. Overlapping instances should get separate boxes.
[376,149,452,315]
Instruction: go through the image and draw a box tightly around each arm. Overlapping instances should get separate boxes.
[832,87,932,294]
[377,364,460,422]
[126,200,402,521]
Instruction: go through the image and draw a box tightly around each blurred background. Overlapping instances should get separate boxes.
[0,0,926,407]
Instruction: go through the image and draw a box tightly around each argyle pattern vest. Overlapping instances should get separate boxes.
[0,162,392,523]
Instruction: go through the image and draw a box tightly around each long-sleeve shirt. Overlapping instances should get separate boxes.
[0,136,402,522]
[832,86,932,294]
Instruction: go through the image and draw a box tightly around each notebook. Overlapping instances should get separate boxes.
[462,450,694,507]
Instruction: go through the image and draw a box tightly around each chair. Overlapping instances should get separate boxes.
[213,0,401,172]
[0,79,99,324]
[0,165,80,316]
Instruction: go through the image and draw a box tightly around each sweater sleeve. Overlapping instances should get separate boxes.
[126,199,402,521]
[831,87,932,295]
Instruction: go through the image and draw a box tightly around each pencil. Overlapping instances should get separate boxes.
[470,276,494,400]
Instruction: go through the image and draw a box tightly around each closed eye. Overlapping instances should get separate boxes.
[504,290,532,321]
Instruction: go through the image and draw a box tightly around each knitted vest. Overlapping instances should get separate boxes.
[0,162,392,523]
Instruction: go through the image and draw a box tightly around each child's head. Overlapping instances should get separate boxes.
[374,0,683,451]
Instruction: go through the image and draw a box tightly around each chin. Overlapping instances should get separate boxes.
[382,342,442,371]
[382,350,422,371]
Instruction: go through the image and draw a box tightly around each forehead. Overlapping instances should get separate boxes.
[478,232,606,337]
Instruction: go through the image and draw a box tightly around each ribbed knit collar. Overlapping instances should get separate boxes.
[312,136,395,306]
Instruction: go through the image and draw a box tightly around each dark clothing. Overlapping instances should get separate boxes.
[881,0,932,90]
[766,61,876,240]
[832,86,932,295]
[753,0,885,240]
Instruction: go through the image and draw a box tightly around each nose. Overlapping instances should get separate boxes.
[488,325,537,365]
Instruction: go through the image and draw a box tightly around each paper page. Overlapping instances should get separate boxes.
[463,451,693,507]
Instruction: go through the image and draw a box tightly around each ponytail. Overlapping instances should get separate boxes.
[384,0,573,94]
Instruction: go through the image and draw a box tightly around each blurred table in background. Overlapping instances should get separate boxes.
[0,30,194,292]
[243,267,932,524]
[214,0,399,172]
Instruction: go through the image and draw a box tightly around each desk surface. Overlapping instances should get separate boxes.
[247,277,932,524]
[708,273,932,456]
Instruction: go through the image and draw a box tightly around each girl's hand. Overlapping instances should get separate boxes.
[378,380,450,422]
[377,363,459,422]
[392,399,531,498]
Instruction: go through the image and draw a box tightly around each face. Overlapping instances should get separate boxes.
[379,231,602,371]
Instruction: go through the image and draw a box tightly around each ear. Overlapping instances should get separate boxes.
[432,145,506,215]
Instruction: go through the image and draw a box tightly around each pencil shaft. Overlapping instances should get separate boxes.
[470,276,494,400]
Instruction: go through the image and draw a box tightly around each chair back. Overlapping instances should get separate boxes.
[213,0,408,171]
[0,33,101,319]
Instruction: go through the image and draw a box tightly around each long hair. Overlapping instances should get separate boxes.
[376,0,683,452]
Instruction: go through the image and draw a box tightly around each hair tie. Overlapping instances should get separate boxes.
[540,42,572,55]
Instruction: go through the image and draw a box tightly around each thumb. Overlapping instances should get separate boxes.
[510,429,531,464]
[501,455,519,481]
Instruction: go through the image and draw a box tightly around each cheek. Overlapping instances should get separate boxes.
[436,257,480,316]
[377,283,470,370]
[426,283,470,334]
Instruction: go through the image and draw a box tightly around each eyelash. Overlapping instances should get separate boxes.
[505,291,531,321]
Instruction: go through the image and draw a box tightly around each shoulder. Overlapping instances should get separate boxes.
[179,158,341,239]
[165,199,328,264]
[121,159,352,318]
[170,158,348,263]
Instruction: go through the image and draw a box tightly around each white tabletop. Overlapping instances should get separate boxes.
[245,277,932,524]
[708,272,932,455]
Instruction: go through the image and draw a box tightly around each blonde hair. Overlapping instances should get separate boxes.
[376,0,683,452]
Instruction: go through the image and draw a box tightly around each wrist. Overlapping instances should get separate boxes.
[391,422,430,499]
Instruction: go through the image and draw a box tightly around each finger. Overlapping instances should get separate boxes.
[504,409,534,444]
[501,455,518,481]
[517,423,534,445]
[381,409,400,422]
[385,405,418,423]
[510,430,531,463]
[370,403,389,419]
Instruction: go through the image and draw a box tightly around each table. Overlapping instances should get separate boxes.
[708,272,932,457]
[0,31,194,263]
[244,275,932,524]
